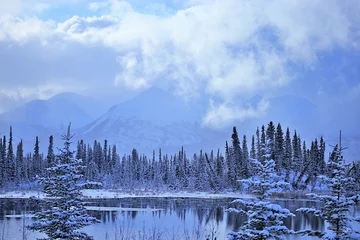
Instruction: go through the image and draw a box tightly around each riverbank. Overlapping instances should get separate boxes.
[0,188,320,201]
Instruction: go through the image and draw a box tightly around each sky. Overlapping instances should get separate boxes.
[0,0,359,130]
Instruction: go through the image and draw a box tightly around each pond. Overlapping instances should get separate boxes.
[0,197,359,239]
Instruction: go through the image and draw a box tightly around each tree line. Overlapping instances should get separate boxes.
[1,122,360,191]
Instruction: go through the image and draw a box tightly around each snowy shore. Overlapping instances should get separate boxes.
[0,189,317,201]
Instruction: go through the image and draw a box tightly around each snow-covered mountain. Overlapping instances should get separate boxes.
[105,87,204,123]
[48,92,109,119]
[77,87,224,154]
[0,92,106,130]
[0,88,358,160]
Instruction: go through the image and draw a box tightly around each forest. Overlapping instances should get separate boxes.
[1,121,359,193]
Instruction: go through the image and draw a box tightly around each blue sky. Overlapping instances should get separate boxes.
[0,0,359,129]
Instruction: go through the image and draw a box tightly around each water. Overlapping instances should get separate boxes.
[0,197,358,239]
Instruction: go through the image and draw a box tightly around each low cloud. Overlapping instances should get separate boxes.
[0,0,359,127]
[203,99,270,129]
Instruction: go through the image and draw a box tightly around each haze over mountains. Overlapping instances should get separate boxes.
[0,87,358,160]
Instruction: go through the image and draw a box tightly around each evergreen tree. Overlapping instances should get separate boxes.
[226,140,235,187]
[228,139,294,239]
[274,123,284,174]
[256,127,261,161]
[284,127,292,182]
[0,138,4,187]
[242,135,249,178]
[292,131,302,178]
[319,136,326,174]
[33,136,41,177]
[266,121,275,159]
[215,149,225,189]
[46,135,55,170]
[15,140,24,184]
[7,126,15,182]
[260,125,266,161]
[297,144,360,239]
[231,127,244,179]
[250,135,256,159]
[110,145,117,174]
[28,124,99,240]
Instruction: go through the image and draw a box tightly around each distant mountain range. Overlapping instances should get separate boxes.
[0,87,358,160]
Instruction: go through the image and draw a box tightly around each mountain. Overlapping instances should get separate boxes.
[0,99,92,129]
[0,92,110,130]
[48,92,109,119]
[106,87,204,123]
[78,116,225,155]
[0,93,21,113]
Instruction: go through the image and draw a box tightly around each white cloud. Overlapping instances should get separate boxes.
[0,0,359,126]
[203,99,270,129]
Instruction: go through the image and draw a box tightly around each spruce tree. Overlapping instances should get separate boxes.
[226,141,235,187]
[250,135,256,160]
[297,144,360,239]
[292,131,302,180]
[7,126,15,182]
[256,127,261,161]
[242,135,250,178]
[266,121,275,159]
[284,127,292,182]
[15,140,24,184]
[228,139,294,239]
[33,136,41,177]
[46,135,55,171]
[28,124,99,240]
[274,123,284,174]
[231,127,243,180]
[0,138,4,187]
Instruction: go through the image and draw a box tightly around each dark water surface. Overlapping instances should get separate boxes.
[0,197,358,239]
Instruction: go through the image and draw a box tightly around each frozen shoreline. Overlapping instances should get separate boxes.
[0,189,252,200]
[0,189,317,201]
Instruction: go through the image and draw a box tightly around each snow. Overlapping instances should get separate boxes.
[0,189,253,200]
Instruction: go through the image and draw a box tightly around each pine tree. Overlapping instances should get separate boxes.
[266,121,275,159]
[274,123,284,174]
[231,127,244,180]
[33,136,41,178]
[15,140,24,185]
[284,127,292,182]
[7,126,15,182]
[242,135,250,178]
[228,139,294,239]
[28,124,99,240]
[297,144,360,239]
[46,136,55,171]
[0,137,4,187]
[260,125,266,162]
[292,131,302,179]
[226,140,235,187]
[319,136,326,174]
[250,135,256,159]
[256,127,261,161]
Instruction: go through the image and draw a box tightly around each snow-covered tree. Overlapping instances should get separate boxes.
[274,123,284,174]
[228,139,294,240]
[297,144,360,239]
[28,124,100,240]
[283,127,292,182]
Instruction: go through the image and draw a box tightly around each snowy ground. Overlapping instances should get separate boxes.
[0,189,253,200]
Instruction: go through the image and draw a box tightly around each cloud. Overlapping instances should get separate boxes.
[0,0,359,127]
[203,99,270,129]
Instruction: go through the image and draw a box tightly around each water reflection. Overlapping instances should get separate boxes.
[0,197,358,239]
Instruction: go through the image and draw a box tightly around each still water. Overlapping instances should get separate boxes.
[0,197,358,239]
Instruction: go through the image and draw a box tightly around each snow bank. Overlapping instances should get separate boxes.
[0,189,252,200]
